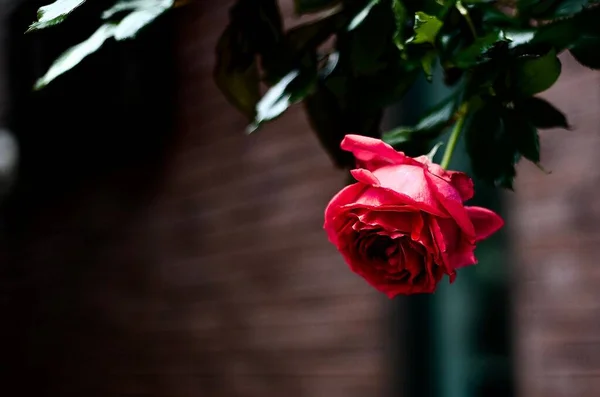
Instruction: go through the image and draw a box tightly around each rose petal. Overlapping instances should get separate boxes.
[341,134,420,171]
[465,206,504,241]
[372,164,449,217]
[426,163,474,202]
[427,173,475,237]
[430,217,477,270]
[358,210,421,235]
[350,168,380,186]
[324,183,367,245]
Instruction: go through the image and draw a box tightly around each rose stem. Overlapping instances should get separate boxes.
[440,106,467,170]
[456,1,478,39]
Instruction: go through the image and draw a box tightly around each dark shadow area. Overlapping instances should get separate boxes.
[0,1,176,396]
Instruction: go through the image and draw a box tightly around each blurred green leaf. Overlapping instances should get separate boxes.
[214,25,261,120]
[516,97,569,129]
[570,36,600,69]
[27,0,86,32]
[553,0,596,17]
[285,12,343,54]
[391,0,407,49]
[452,31,506,68]
[465,100,519,189]
[383,92,460,145]
[504,108,540,163]
[294,0,341,14]
[513,48,561,96]
[319,51,340,78]
[566,6,600,68]
[410,11,443,45]
[348,0,380,31]
[518,0,598,19]
[305,82,382,167]
[421,50,437,81]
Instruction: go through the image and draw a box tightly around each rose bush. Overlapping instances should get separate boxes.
[324,135,504,296]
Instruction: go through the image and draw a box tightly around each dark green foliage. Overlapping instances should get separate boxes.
[30,0,600,186]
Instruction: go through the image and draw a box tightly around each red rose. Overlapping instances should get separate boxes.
[324,135,504,296]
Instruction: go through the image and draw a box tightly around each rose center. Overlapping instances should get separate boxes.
[365,235,393,262]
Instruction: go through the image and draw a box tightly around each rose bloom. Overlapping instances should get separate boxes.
[324,135,504,296]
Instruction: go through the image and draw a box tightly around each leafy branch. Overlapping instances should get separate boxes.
[27,0,600,189]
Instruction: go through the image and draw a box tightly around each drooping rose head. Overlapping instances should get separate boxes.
[324,135,504,297]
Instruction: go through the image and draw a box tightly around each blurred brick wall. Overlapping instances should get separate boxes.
[0,1,389,397]
[510,54,600,397]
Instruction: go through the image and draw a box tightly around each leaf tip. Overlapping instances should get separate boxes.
[246,122,260,134]
[535,162,552,175]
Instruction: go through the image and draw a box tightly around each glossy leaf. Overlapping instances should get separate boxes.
[293,0,340,14]
[348,0,380,31]
[516,97,570,129]
[452,31,506,68]
[35,24,116,89]
[249,69,316,132]
[409,12,443,45]
[513,48,561,96]
[106,0,174,40]
[27,0,86,32]
[34,0,174,89]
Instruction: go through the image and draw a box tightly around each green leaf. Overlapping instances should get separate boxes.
[452,31,506,68]
[285,13,343,54]
[516,97,570,129]
[27,0,86,32]
[214,26,261,121]
[344,0,395,76]
[421,50,437,81]
[566,6,600,68]
[513,48,561,96]
[518,0,598,19]
[105,0,174,40]
[318,51,340,79]
[34,24,117,89]
[479,4,520,27]
[553,0,597,17]
[570,36,600,69]
[391,0,407,49]
[249,69,316,132]
[351,65,420,110]
[409,12,443,45]
[304,83,382,168]
[348,0,380,31]
[465,100,519,189]
[34,0,174,89]
[504,108,540,163]
[383,93,459,145]
[293,0,341,14]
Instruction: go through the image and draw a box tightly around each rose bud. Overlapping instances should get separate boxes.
[324,135,504,297]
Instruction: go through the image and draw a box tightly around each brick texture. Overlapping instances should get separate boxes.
[0,1,389,397]
[509,54,600,397]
